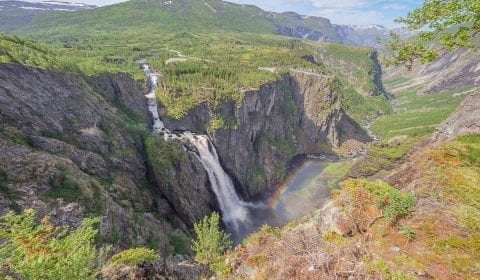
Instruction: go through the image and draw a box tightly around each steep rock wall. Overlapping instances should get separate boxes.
[0,63,217,254]
[163,70,369,199]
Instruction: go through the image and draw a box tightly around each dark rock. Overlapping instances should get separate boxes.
[163,70,370,199]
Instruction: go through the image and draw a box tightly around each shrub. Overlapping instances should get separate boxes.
[340,179,416,226]
[0,209,107,280]
[192,212,232,275]
[109,247,158,266]
[359,179,416,223]
[169,233,188,255]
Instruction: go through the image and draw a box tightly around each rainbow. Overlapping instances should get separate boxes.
[267,161,312,210]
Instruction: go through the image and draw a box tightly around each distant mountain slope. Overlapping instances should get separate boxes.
[0,0,95,33]
[9,0,340,43]
[334,24,414,47]
[3,0,412,47]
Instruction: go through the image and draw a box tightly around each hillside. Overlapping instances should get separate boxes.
[0,0,95,33]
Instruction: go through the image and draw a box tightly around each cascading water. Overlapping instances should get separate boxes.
[139,61,255,236]
[182,132,252,231]
[138,61,336,242]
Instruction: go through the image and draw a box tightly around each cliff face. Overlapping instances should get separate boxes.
[0,63,217,255]
[385,48,480,95]
[432,90,480,141]
[163,69,370,199]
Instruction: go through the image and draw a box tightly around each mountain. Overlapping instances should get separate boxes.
[0,0,95,32]
[7,0,340,42]
[334,24,415,47]
[2,0,413,47]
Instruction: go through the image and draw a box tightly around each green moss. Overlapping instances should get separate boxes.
[0,127,28,146]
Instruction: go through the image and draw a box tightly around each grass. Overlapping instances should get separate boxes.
[341,179,416,223]
[351,139,414,178]
[371,84,470,140]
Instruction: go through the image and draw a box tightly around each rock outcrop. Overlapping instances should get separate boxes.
[163,69,370,199]
[432,90,480,141]
[0,63,215,255]
[385,48,480,95]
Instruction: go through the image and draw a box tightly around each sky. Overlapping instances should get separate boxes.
[13,0,423,27]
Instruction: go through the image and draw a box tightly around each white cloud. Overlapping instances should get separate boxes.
[314,8,386,25]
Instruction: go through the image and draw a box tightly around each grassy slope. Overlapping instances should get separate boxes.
[372,74,475,140]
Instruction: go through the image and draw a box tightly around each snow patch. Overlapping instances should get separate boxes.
[20,6,47,10]
[348,24,386,31]
[40,1,90,7]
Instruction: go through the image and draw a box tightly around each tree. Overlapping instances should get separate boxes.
[385,0,479,69]
[192,212,232,275]
[0,209,108,280]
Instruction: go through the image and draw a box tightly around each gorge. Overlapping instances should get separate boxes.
[141,60,353,241]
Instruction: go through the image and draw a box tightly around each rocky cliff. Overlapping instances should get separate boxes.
[0,63,218,255]
[432,89,480,141]
[163,69,370,199]
[384,48,480,95]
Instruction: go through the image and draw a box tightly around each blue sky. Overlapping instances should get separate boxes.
[229,0,423,27]
[17,0,423,27]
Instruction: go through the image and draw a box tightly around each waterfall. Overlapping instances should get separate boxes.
[139,61,250,232]
[183,132,250,230]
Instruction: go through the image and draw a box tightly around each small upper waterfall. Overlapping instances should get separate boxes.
[139,61,251,233]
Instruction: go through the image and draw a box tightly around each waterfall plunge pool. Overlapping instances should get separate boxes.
[230,156,353,243]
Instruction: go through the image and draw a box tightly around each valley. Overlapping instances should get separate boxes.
[0,0,479,279]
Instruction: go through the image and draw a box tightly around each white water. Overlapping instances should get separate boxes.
[139,62,251,232]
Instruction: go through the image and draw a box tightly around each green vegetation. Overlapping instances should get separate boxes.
[0,0,388,122]
[339,84,391,124]
[168,233,189,255]
[0,209,107,280]
[314,42,381,95]
[109,247,157,266]
[342,179,416,223]
[0,34,60,69]
[352,140,413,177]
[385,0,479,68]
[192,213,232,275]
[371,86,468,139]
[401,226,415,241]
[145,135,186,181]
